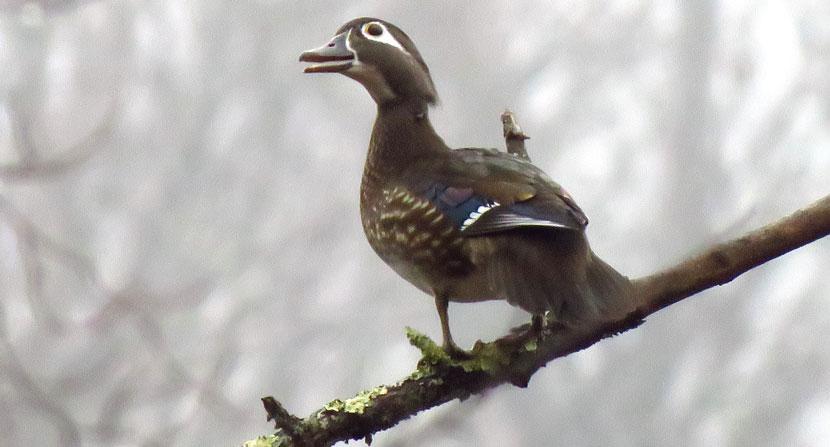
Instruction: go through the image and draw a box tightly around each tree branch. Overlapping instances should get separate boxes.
[0,100,116,181]
[243,113,830,447]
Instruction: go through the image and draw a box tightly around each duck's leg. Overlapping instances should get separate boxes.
[434,293,468,357]
[502,313,547,348]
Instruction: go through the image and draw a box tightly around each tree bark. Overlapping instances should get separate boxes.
[243,113,830,447]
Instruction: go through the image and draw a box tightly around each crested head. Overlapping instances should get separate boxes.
[300,18,438,107]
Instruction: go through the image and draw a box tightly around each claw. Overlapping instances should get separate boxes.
[442,340,472,359]
[499,313,547,348]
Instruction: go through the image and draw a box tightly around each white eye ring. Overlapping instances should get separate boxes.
[360,21,410,55]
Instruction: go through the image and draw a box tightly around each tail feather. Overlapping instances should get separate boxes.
[584,250,634,321]
[473,229,634,325]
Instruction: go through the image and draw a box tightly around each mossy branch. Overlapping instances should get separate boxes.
[244,113,830,447]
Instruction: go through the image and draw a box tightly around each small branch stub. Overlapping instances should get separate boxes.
[501,109,530,160]
[261,397,301,441]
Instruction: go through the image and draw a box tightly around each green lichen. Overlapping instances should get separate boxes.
[408,368,426,381]
[241,434,283,447]
[405,327,451,364]
[460,340,512,374]
[322,398,345,413]
[318,386,389,418]
[405,327,516,375]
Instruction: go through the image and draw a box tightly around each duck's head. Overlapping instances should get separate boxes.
[299,18,438,107]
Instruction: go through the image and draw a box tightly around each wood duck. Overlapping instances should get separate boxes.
[300,18,633,355]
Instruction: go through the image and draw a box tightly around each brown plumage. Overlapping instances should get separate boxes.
[301,17,633,354]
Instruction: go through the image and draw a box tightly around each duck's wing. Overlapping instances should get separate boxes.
[406,148,588,237]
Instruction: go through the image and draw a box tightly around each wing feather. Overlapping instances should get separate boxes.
[408,147,589,236]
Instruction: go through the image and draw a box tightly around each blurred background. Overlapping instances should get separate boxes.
[0,1,828,446]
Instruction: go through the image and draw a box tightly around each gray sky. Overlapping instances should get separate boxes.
[0,1,828,446]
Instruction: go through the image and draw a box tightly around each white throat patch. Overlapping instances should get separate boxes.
[345,28,397,103]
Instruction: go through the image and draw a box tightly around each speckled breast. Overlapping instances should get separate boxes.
[361,186,473,292]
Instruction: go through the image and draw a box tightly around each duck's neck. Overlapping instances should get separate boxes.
[363,99,448,186]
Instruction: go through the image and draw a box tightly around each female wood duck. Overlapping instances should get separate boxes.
[300,17,633,355]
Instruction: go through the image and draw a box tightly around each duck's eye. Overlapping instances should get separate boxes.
[365,23,383,36]
[359,21,409,55]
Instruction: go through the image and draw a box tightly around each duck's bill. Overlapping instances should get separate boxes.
[301,58,353,73]
[299,31,354,73]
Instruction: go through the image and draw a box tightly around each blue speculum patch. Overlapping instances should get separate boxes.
[423,184,498,230]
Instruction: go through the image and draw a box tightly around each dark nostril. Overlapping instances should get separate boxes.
[327,42,335,47]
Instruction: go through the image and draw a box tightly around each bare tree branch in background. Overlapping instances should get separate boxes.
[245,113,830,447]
[0,99,116,181]
[0,202,84,445]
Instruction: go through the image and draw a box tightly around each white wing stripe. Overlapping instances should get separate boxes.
[459,201,500,231]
